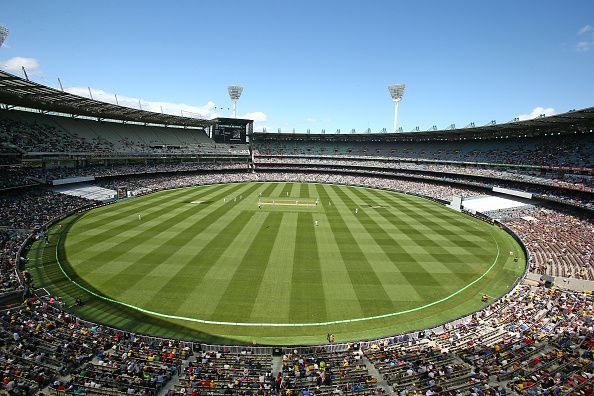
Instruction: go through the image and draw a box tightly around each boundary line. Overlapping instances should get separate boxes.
[53,186,502,328]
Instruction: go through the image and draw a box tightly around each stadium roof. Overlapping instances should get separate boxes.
[0,70,212,127]
[252,106,594,142]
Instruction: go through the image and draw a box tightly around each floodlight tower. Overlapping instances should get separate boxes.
[227,85,243,118]
[388,84,406,132]
[0,26,8,48]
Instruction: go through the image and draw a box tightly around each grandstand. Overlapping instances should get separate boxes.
[0,70,592,396]
[0,108,249,156]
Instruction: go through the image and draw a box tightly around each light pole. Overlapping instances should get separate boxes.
[388,84,405,132]
[0,26,8,48]
[227,85,243,118]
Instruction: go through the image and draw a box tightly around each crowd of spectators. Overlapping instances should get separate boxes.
[253,132,594,168]
[0,117,105,153]
[4,161,590,212]
[0,167,42,190]
[1,278,590,395]
[176,351,274,394]
[0,147,22,166]
[0,168,591,394]
[2,114,590,213]
[505,208,594,280]
[366,284,593,395]
[41,162,248,182]
[0,301,93,394]
[94,171,481,203]
[0,190,90,298]
[254,156,594,192]
[0,230,26,296]
[277,349,383,395]
[481,205,539,222]
[0,190,90,230]
[0,111,251,157]
[2,158,589,209]
[0,162,250,190]
[96,172,256,196]
[104,142,250,156]
[66,334,185,395]
[255,161,593,210]
[0,297,190,395]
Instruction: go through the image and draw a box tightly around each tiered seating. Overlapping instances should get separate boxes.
[0,112,103,153]
[0,145,22,166]
[53,116,214,153]
[253,132,594,168]
[367,345,473,394]
[255,161,594,209]
[0,167,42,190]
[278,350,383,395]
[69,341,182,395]
[0,229,26,295]
[364,284,593,395]
[0,302,95,394]
[175,351,272,395]
[254,156,594,193]
[0,109,250,156]
[0,162,252,190]
[0,169,591,395]
[506,208,594,280]
[0,190,90,230]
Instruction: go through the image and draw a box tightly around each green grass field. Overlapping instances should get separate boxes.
[27,182,525,345]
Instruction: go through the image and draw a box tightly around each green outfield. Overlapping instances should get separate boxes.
[27,182,525,345]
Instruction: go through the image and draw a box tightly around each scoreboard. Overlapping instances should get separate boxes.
[209,117,253,144]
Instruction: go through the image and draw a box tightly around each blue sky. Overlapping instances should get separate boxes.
[1,1,593,132]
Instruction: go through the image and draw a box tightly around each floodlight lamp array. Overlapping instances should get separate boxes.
[0,26,8,47]
[388,84,406,101]
[228,85,243,100]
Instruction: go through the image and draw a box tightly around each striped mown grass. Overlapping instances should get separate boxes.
[27,182,525,345]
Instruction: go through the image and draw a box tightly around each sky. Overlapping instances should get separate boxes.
[1,1,593,132]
